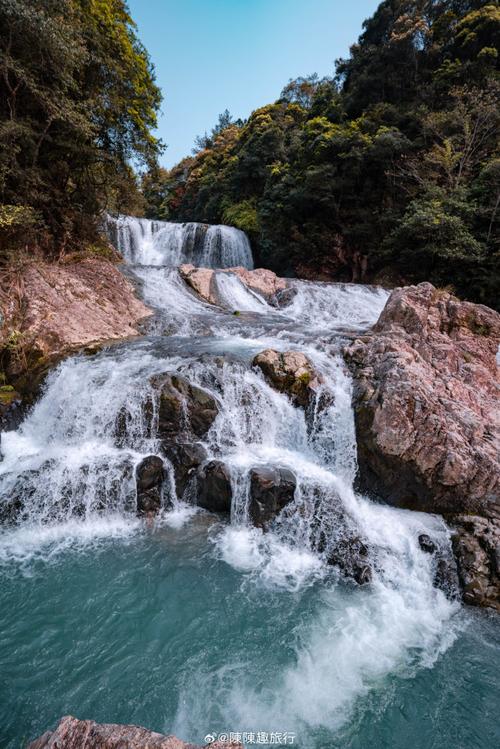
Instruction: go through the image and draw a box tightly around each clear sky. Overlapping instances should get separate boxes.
[128,0,380,167]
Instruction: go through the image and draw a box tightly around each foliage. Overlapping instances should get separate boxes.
[144,0,499,308]
[0,0,162,256]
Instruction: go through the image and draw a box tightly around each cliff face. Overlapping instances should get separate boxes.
[0,257,152,422]
[344,282,500,609]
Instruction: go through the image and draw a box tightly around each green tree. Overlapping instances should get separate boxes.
[0,0,162,254]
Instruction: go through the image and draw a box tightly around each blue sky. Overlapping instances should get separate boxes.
[128,0,380,167]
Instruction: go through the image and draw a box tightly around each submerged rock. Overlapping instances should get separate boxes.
[248,466,297,528]
[149,373,219,441]
[28,715,243,748]
[135,455,166,515]
[344,282,500,608]
[271,286,297,308]
[252,349,321,407]
[197,460,232,513]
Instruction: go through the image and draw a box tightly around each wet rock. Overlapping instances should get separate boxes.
[178,264,287,305]
[178,264,219,305]
[344,282,500,516]
[136,455,166,515]
[248,466,296,528]
[418,534,437,554]
[164,442,207,497]
[450,515,500,611]
[327,537,372,585]
[270,286,297,309]
[433,556,460,600]
[27,715,243,749]
[226,267,287,302]
[197,460,232,513]
[149,373,219,441]
[0,386,23,432]
[252,349,321,407]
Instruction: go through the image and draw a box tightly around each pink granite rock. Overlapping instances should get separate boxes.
[178,265,286,306]
[27,715,243,749]
[344,282,500,609]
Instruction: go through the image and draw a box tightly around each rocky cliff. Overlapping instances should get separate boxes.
[344,282,500,609]
[0,257,152,425]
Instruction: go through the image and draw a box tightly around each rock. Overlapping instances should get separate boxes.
[149,373,219,441]
[0,385,23,432]
[178,264,219,305]
[252,349,321,407]
[178,264,287,306]
[136,455,165,515]
[27,715,243,749]
[433,556,460,600]
[418,534,437,554]
[197,460,232,513]
[271,286,297,308]
[164,442,207,497]
[248,466,296,528]
[224,266,287,301]
[451,514,500,611]
[327,537,372,585]
[344,282,500,516]
[344,282,500,608]
[0,259,152,378]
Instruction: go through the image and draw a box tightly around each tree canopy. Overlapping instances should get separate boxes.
[0,0,162,255]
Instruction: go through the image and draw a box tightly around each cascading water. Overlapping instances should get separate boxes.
[0,218,494,749]
[105,214,254,269]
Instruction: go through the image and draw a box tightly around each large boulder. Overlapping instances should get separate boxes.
[252,349,321,407]
[178,264,287,306]
[197,460,233,513]
[178,264,218,305]
[149,373,219,441]
[248,466,296,528]
[344,283,500,515]
[344,282,500,608]
[135,455,166,515]
[28,715,243,749]
[224,266,286,302]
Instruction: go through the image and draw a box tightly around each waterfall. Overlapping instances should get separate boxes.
[104,214,254,269]
[0,233,463,745]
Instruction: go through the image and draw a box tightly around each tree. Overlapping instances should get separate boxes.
[0,0,162,254]
[142,0,499,309]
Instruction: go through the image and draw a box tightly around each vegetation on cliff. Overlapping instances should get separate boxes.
[0,0,162,258]
[144,0,499,308]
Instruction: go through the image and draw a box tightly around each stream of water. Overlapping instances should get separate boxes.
[0,219,498,749]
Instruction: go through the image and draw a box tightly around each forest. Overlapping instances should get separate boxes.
[0,0,162,254]
[144,0,500,307]
[1,0,499,306]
